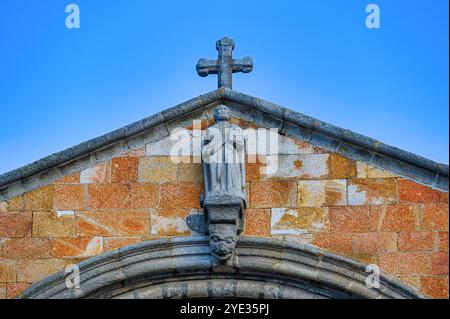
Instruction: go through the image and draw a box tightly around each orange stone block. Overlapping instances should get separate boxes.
[76,211,150,236]
[398,232,435,252]
[329,206,370,232]
[24,185,54,211]
[7,283,30,299]
[160,183,202,209]
[380,204,420,232]
[347,178,398,205]
[328,154,357,179]
[1,238,52,259]
[438,232,449,251]
[244,209,270,237]
[421,276,449,299]
[7,195,24,210]
[52,237,103,258]
[80,162,110,183]
[352,232,397,253]
[312,233,352,253]
[88,184,131,209]
[0,284,5,299]
[398,179,448,203]
[32,211,75,238]
[250,180,297,208]
[422,203,449,231]
[55,185,85,210]
[378,252,431,275]
[129,183,159,209]
[0,260,17,282]
[55,172,80,184]
[17,259,66,282]
[0,212,32,237]
[104,237,141,252]
[111,157,139,183]
[432,252,449,275]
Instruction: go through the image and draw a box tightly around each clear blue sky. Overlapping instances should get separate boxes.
[0,0,448,174]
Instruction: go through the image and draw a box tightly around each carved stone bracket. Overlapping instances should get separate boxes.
[202,193,245,263]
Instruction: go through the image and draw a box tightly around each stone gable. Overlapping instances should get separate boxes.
[0,106,448,298]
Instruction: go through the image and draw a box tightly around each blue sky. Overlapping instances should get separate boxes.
[0,0,448,174]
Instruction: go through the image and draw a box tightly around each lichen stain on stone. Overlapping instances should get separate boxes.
[294,160,303,169]
[324,185,343,205]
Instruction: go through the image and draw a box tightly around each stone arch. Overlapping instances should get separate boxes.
[21,236,425,299]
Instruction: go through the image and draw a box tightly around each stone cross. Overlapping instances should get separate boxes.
[196,37,253,89]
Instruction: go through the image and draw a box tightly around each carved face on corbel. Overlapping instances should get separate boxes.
[209,223,237,261]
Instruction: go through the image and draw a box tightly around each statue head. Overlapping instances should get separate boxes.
[213,105,231,122]
[209,223,237,261]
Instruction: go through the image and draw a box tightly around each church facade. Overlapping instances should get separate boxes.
[0,38,448,299]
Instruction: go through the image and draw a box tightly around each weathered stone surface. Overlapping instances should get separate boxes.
[328,154,356,179]
[0,284,5,299]
[52,237,103,258]
[1,238,52,259]
[120,147,146,157]
[7,283,30,299]
[54,185,85,210]
[421,276,449,298]
[398,276,421,290]
[24,185,53,211]
[380,204,420,232]
[330,206,370,232]
[150,208,194,236]
[111,157,139,183]
[244,209,270,236]
[0,201,8,212]
[398,179,448,203]
[80,162,110,184]
[271,207,329,234]
[422,203,449,231]
[177,163,203,182]
[138,156,178,183]
[251,180,297,208]
[398,232,434,252]
[0,260,17,282]
[76,211,150,236]
[7,195,24,211]
[438,232,449,251]
[55,173,80,184]
[160,183,202,209]
[352,232,397,253]
[0,212,32,237]
[298,180,347,207]
[266,154,328,179]
[32,211,74,237]
[432,252,448,275]
[356,162,395,178]
[130,183,159,209]
[17,259,65,282]
[378,252,431,275]
[278,135,314,154]
[312,233,352,253]
[347,178,397,205]
[104,237,141,252]
[88,184,131,209]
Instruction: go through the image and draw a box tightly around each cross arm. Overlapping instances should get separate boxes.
[232,57,253,73]
[196,58,218,77]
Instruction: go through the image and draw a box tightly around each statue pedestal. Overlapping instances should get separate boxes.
[201,193,245,263]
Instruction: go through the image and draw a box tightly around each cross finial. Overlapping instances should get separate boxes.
[196,37,253,89]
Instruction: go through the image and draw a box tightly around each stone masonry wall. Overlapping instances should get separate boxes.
[0,118,448,299]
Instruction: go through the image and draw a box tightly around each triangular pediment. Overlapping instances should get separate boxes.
[0,88,448,200]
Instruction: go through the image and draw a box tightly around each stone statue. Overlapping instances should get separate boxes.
[200,105,246,262]
[202,105,246,201]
